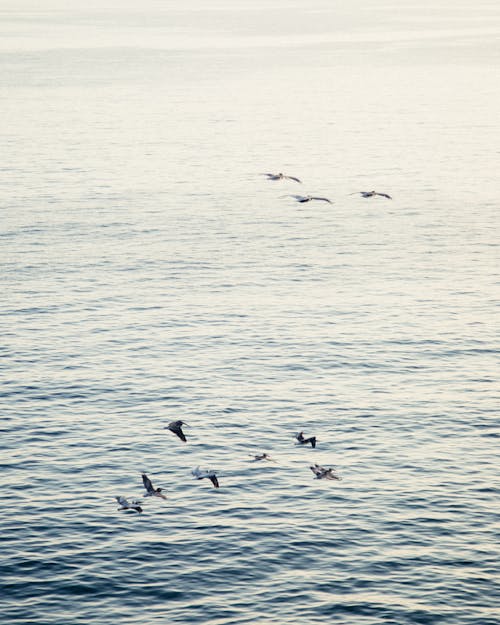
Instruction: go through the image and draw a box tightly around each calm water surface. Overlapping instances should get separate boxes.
[1,1,499,623]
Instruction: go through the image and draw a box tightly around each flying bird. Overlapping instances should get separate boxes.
[283,194,332,204]
[250,453,276,462]
[142,473,167,499]
[310,464,342,480]
[261,172,302,183]
[349,190,392,199]
[295,431,317,448]
[192,466,219,488]
[165,420,187,442]
[116,496,143,513]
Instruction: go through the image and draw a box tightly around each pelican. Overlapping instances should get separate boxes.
[250,453,276,462]
[295,431,317,448]
[142,473,167,499]
[192,466,219,488]
[283,194,332,204]
[349,190,392,199]
[261,172,301,183]
[116,496,143,512]
[165,420,187,442]
[310,464,342,480]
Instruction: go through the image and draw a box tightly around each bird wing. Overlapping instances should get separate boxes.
[175,425,187,442]
[377,192,392,199]
[116,496,129,507]
[311,197,332,203]
[326,472,342,481]
[310,465,322,476]
[209,474,220,488]
[285,175,302,183]
[142,473,154,493]
[309,436,317,448]
[286,195,306,201]
[168,421,187,442]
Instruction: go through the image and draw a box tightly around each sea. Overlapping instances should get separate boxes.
[1,1,499,623]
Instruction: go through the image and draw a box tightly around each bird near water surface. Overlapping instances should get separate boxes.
[192,466,220,488]
[261,172,302,183]
[250,453,276,462]
[142,473,167,499]
[310,464,342,480]
[165,420,187,442]
[283,194,333,204]
[295,431,317,448]
[116,496,143,513]
[349,190,392,199]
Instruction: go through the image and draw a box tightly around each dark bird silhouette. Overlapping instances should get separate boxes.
[283,194,332,204]
[310,463,342,480]
[250,453,276,462]
[192,466,219,488]
[295,431,317,448]
[261,172,302,183]
[349,190,392,199]
[142,473,167,499]
[165,420,187,442]
[116,496,142,513]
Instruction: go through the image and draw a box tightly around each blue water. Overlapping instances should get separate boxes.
[1,1,499,623]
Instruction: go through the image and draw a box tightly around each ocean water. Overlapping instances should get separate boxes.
[1,1,499,623]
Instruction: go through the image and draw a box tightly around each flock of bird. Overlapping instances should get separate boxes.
[116,420,341,513]
[115,168,390,514]
[261,171,392,203]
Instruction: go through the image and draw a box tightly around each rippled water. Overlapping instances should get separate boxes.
[1,1,499,623]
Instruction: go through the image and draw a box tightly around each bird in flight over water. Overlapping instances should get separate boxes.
[310,464,342,480]
[261,172,302,183]
[142,473,167,499]
[192,466,220,488]
[349,190,392,199]
[165,420,187,442]
[116,496,143,513]
[283,194,332,204]
[250,453,276,462]
[295,431,317,448]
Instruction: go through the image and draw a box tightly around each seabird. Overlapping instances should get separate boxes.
[283,194,332,204]
[310,463,342,480]
[116,496,143,512]
[165,420,187,442]
[295,431,317,448]
[192,466,219,488]
[142,473,167,499]
[250,453,276,462]
[349,190,392,199]
[261,172,302,183]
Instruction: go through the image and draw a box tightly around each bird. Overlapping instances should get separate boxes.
[165,420,187,442]
[250,453,276,462]
[283,194,332,204]
[295,431,317,448]
[349,190,392,199]
[116,496,143,512]
[261,172,301,183]
[310,464,342,480]
[192,466,219,488]
[142,473,167,499]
